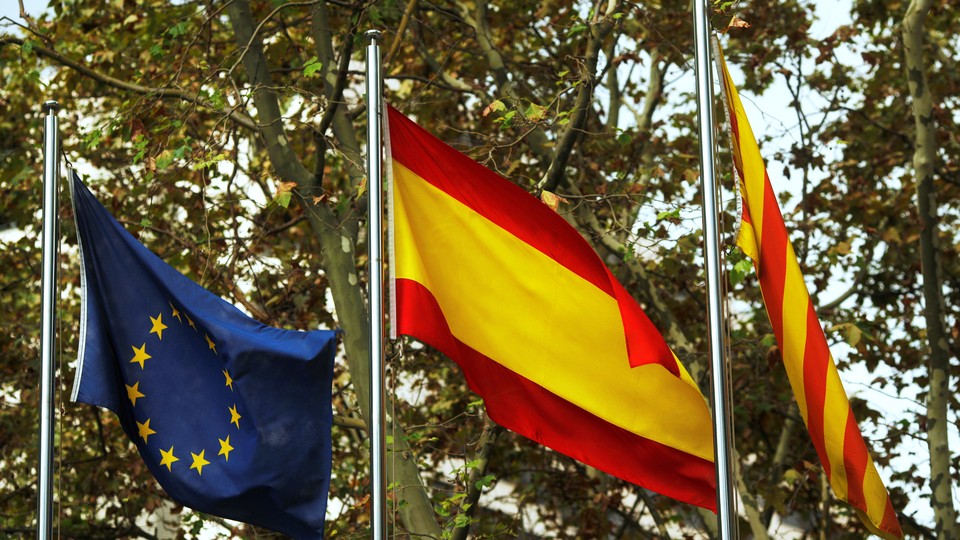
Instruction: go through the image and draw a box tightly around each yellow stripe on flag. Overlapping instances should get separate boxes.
[393,162,713,461]
[780,248,811,420]
[822,364,852,498]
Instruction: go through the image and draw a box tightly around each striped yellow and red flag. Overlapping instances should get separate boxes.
[386,105,716,510]
[717,50,903,539]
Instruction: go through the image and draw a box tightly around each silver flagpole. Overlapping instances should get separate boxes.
[691,2,738,538]
[365,30,387,540]
[38,100,61,540]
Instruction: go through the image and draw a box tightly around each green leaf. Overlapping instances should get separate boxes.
[730,258,754,286]
[190,152,228,171]
[166,21,189,38]
[523,102,547,122]
[474,474,495,490]
[155,151,174,170]
[302,56,323,77]
[495,110,517,130]
[83,129,103,151]
[656,208,681,222]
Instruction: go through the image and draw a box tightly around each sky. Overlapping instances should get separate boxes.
[0,0,47,29]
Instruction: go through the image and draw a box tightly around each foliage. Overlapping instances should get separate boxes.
[1,0,957,538]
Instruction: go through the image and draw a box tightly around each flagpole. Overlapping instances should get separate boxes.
[38,100,60,540]
[691,2,738,538]
[365,30,388,540]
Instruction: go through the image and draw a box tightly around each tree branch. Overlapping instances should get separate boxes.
[538,0,620,193]
[0,36,258,131]
[450,417,503,540]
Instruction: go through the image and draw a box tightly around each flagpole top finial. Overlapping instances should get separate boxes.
[42,101,59,113]
[365,29,382,43]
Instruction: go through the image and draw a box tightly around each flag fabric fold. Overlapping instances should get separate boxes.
[716,49,903,539]
[386,105,717,510]
[70,172,338,540]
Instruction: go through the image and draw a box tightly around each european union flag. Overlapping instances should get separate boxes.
[69,172,339,539]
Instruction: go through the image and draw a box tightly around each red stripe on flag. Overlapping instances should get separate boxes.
[802,300,832,477]
[755,174,789,338]
[843,408,869,510]
[880,496,903,538]
[395,277,717,510]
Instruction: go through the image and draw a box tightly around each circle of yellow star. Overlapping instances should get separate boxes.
[137,418,157,443]
[229,404,242,429]
[129,343,152,369]
[159,446,179,471]
[125,382,145,406]
[218,436,234,461]
[190,450,210,475]
[149,313,168,340]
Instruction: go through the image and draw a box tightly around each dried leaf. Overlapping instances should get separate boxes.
[726,15,751,32]
[274,181,297,208]
[540,190,568,212]
[482,99,506,117]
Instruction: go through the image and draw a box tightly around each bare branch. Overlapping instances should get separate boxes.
[537,0,621,192]
[450,417,503,540]
[0,36,258,131]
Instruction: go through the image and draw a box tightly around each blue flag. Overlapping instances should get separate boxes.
[69,172,338,539]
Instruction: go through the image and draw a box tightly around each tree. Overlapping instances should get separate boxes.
[1,0,956,537]
[902,0,958,537]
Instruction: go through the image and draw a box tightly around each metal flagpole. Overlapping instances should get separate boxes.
[38,100,61,540]
[691,2,738,538]
[365,30,388,540]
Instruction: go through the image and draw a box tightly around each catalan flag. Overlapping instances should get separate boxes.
[716,50,902,538]
[70,172,339,539]
[386,106,716,510]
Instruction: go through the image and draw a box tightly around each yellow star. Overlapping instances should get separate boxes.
[125,382,145,406]
[205,333,217,355]
[218,436,234,461]
[170,302,182,323]
[186,314,196,331]
[136,418,156,443]
[129,344,152,369]
[223,369,234,391]
[159,445,179,471]
[229,404,241,429]
[190,449,210,475]
[149,313,168,340]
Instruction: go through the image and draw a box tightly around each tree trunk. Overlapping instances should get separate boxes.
[902,1,959,538]
[225,1,441,536]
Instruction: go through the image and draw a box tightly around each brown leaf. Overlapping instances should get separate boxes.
[540,190,568,212]
[725,15,751,32]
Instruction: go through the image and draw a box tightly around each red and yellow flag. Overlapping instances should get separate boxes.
[717,50,902,539]
[386,105,716,510]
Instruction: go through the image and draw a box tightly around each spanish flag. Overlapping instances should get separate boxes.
[716,49,903,538]
[387,105,716,510]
